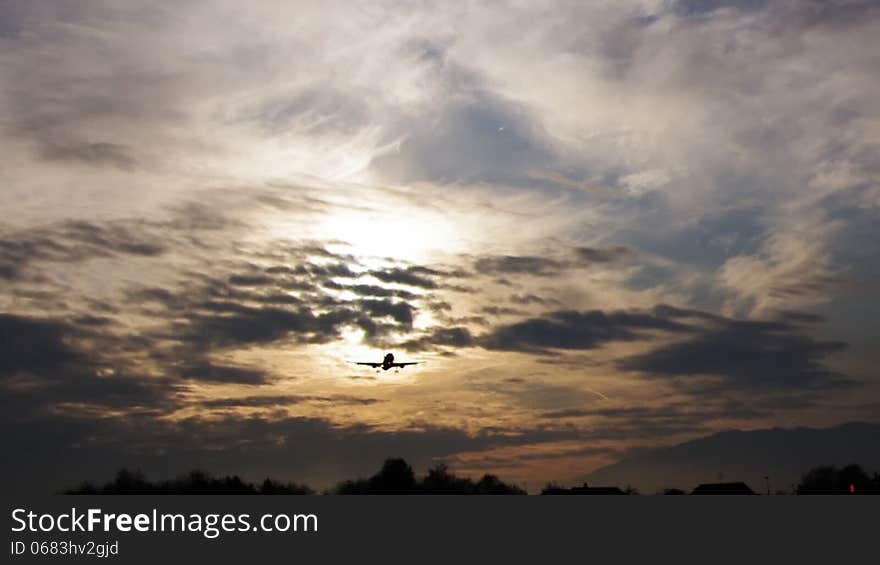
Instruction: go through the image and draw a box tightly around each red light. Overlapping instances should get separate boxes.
[850,484,855,494]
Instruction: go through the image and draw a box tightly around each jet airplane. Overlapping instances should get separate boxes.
[351,352,419,371]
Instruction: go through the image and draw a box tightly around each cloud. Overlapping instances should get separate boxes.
[38,141,138,170]
[358,299,415,328]
[201,395,383,409]
[480,308,690,354]
[185,306,356,348]
[619,315,851,391]
[539,400,774,437]
[0,313,175,414]
[0,220,165,281]
[672,0,768,17]
[400,327,476,352]
[178,362,270,385]
[480,306,526,317]
[227,274,276,287]
[368,267,439,289]
[573,246,634,263]
[509,293,557,306]
[474,255,564,277]
[0,313,82,375]
[473,246,635,278]
[718,225,840,316]
[322,282,417,300]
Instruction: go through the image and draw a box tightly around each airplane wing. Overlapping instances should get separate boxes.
[391,362,419,367]
[353,362,382,368]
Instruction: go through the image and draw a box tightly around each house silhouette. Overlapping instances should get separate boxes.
[690,482,755,495]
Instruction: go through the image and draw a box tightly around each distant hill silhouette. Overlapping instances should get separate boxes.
[586,421,880,494]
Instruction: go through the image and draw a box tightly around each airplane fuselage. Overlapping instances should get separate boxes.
[353,352,418,371]
[381,352,396,370]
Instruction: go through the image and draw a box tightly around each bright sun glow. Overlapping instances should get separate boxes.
[317,205,458,264]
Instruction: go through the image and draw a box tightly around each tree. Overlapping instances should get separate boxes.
[797,464,877,494]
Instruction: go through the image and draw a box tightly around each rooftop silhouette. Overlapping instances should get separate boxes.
[690,482,756,495]
[541,483,627,495]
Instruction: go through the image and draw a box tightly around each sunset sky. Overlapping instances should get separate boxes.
[2,0,879,493]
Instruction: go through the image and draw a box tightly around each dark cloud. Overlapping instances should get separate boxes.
[369,267,438,289]
[178,362,270,385]
[460,443,623,471]
[766,274,839,301]
[0,313,81,375]
[102,242,438,360]
[228,274,275,286]
[38,141,138,169]
[159,201,242,233]
[673,0,767,17]
[481,309,690,354]
[672,0,880,31]
[427,300,452,312]
[70,315,114,327]
[321,281,417,300]
[358,299,415,328]
[299,262,359,279]
[509,293,556,306]
[0,314,175,415]
[480,306,526,317]
[517,445,620,461]
[467,377,608,413]
[476,305,852,394]
[774,310,826,324]
[474,245,634,278]
[0,220,165,281]
[201,394,383,409]
[400,327,476,352]
[535,400,776,444]
[185,306,359,348]
[619,315,851,390]
[474,255,564,276]
[539,408,593,419]
[573,245,633,263]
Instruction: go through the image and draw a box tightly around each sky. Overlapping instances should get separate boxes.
[1,0,879,493]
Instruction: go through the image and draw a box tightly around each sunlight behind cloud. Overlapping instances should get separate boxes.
[317,201,459,264]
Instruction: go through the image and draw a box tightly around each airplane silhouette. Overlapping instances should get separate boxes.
[352,353,419,371]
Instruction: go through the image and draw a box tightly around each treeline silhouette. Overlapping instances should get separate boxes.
[796,464,880,495]
[66,468,314,495]
[334,460,525,494]
[64,459,880,495]
[64,459,525,495]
